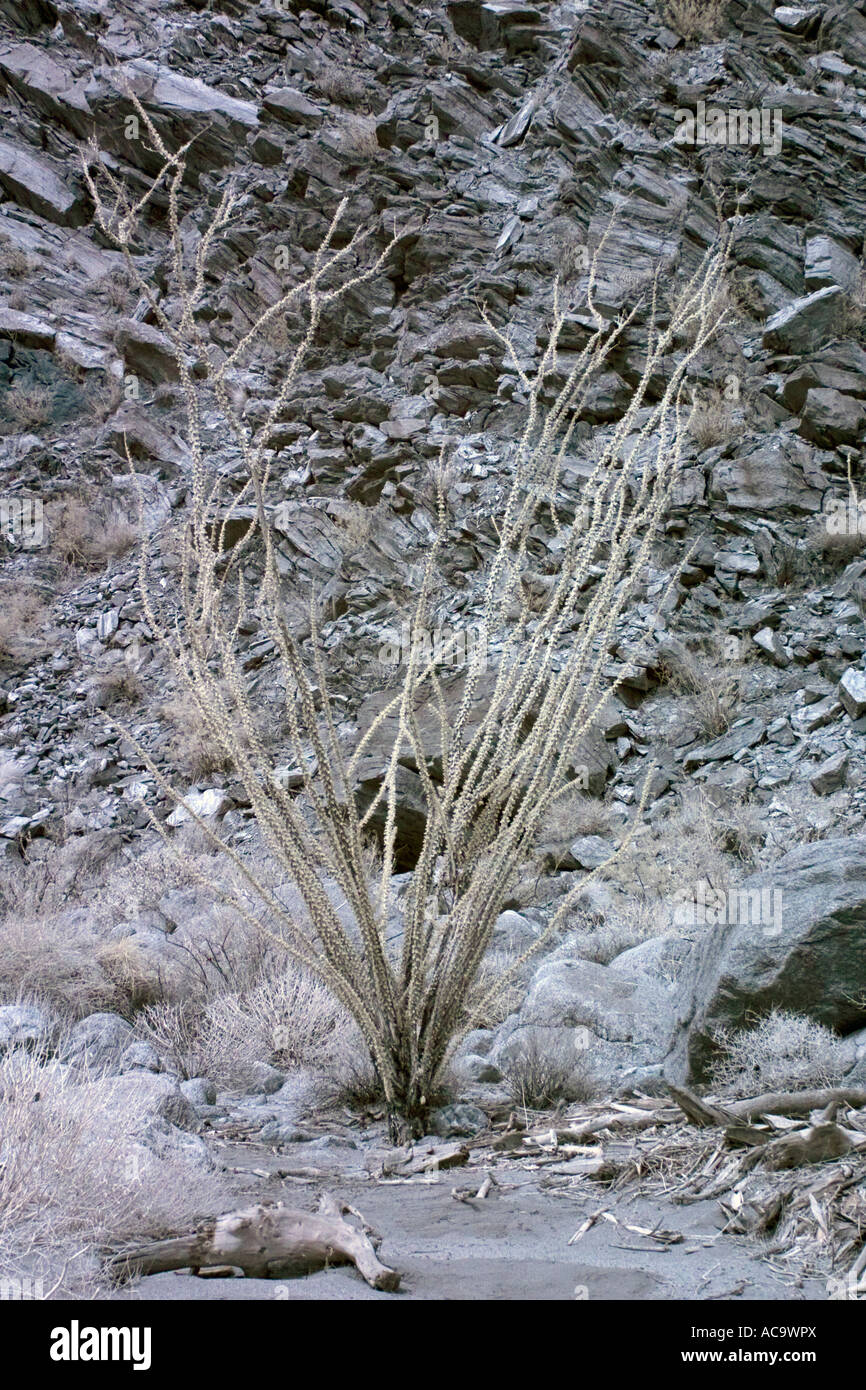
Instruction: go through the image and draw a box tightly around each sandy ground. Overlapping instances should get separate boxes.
[111,1137,827,1303]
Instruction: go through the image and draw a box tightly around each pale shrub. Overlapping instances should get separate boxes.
[709,1009,849,1098]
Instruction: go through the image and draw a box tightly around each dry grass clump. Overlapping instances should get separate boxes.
[0,910,150,1021]
[709,1010,849,1099]
[337,114,381,159]
[313,62,369,109]
[659,0,728,41]
[86,660,143,711]
[0,584,49,662]
[49,496,138,568]
[160,691,235,781]
[0,237,33,278]
[0,835,168,1020]
[0,1045,223,1295]
[505,1032,596,1111]
[805,513,863,570]
[658,631,744,738]
[538,788,614,844]
[97,267,134,311]
[1,381,53,429]
[331,500,377,553]
[569,897,662,964]
[837,256,866,341]
[806,469,865,571]
[600,789,764,954]
[688,388,733,449]
[552,229,589,284]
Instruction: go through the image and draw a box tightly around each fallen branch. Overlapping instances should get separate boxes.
[666,1084,738,1128]
[727,1089,866,1122]
[109,1198,400,1291]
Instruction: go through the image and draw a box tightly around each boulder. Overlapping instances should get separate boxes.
[262,86,323,130]
[804,235,861,293]
[762,287,844,355]
[797,388,866,448]
[839,666,866,719]
[0,137,87,225]
[62,1012,134,1069]
[88,1070,201,1135]
[491,942,678,1091]
[120,1040,162,1073]
[810,751,849,796]
[114,319,180,385]
[666,838,866,1083]
[709,435,826,513]
[429,1102,488,1137]
[0,1002,54,1055]
[180,1076,217,1108]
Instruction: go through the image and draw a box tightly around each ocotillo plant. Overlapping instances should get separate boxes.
[83,93,729,1130]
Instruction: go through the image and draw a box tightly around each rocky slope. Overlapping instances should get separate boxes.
[1,0,866,1297]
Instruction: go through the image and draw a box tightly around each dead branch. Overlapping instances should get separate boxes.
[727,1088,866,1122]
[109,1199,400,1291]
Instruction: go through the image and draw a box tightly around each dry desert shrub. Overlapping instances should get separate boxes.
[136,958,358,1088]
[0,1045,223,1295]
[0,584,50,663]
[658,630,745,738]
[708,1009,849,1099]
[49,496,138,568]
[688,387,733,449]
[1,381,53,430]
[84,90,731,1127]
[134,999,207,1080]
[160,691,235,781]
[201,962,357,1081]
[659,0,728,41]
[504,1032,596,1111]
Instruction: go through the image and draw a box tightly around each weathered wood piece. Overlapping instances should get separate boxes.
[109,1197,400,1291]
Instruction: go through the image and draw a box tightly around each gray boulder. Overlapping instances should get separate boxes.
[0,1002,54,1056]
[762,286,844,354]
[429,1102,488,1137]
[491,943,678,1091]
[180,1076,217,1108]
[120,1041,162,1073]
[666,838,866,1083]
[62,1013,134,1070]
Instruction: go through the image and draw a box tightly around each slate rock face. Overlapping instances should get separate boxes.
[665,838,866,1084]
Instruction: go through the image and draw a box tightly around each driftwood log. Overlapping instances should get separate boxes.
[109,1195,400,1291]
